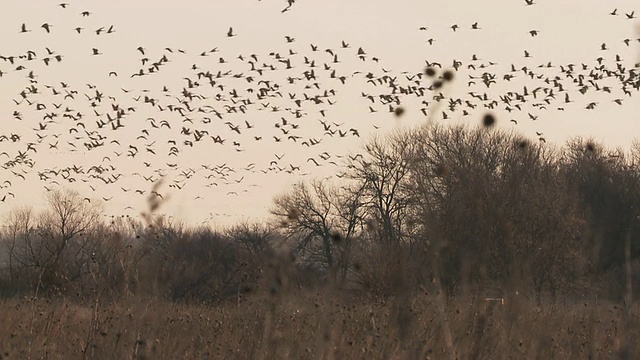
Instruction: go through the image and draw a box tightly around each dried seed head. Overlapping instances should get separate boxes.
[432,80,443,89]
[482,113,496,127]
[585,142,595,152]
[287,207,301,221]
[394,106,405,117]
[424,67,436,77]
[365,218,378,231]
[442,70,455,82]
[433,163,450,177]
[330,231,343,244]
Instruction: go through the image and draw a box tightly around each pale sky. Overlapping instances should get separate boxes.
[0,0,639,227]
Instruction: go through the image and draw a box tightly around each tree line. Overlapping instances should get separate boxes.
[1,123,639,304]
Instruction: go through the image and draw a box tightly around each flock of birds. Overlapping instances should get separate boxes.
[0,1,639,223]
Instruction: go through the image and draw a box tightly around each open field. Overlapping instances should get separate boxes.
[0,290,637,359]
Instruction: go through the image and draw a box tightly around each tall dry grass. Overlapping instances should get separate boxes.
[0,290,637,359]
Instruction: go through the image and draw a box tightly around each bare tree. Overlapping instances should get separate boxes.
[405,124,587,301]
[1,206,36,292]
[225,220,273,259]
[31,189,103,293]
[271,179,338,270]
[344,129,417,247]
[271,178,366,279]
[561,138,640,275]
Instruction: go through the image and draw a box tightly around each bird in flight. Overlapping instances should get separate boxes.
[227,27,236,37]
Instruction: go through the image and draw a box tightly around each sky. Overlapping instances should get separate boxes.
[0,0,639,228]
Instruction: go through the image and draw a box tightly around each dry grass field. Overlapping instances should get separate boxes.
[0,289,637,359]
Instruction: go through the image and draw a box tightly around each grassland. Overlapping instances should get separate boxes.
[0,288,637,359]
